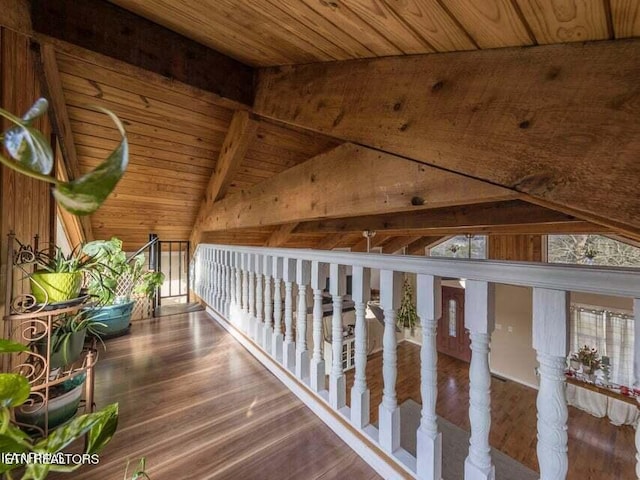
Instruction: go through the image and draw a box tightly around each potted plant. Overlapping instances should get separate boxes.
[28,245,105,305]
[82,238,164,337]
[577,345,601,374]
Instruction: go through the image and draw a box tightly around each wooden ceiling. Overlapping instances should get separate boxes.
[55,46,337,249]
[108,0,638,67]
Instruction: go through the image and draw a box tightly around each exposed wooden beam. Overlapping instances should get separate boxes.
[39,66,93,242]
[351,233,393,253]
[30,0,254,107]
[255,39,640,239]
[294,200,578,235]
[191,110,258,245]
[196,143,517,234]
[266,223,298,247]
[381,236,422,254]
[406,236,447,256]
[315,234,348,250]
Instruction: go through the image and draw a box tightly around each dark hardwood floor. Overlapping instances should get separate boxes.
[51,312,379,480]
[345,342,635,480]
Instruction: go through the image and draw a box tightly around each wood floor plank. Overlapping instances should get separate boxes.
[50,312,379,480]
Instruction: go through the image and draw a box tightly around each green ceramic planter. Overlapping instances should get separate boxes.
[30,271,83,304]
[85,301,135,337]
[15,374,85,430]
[35,329,87,370]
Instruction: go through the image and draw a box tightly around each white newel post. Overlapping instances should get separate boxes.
[248,254,257,339]
[416,274,443,480]
[234,252,242,327]
[329,263,347,410]
[310,261,327,392]
[241,253,249,333]
[351,266,371,429]
[296,259,311,380]
[464,280,496,480]
[272,257,284,362]
[379,270,403,453]
[283,258,297,371]
[533,288,570,480]
[255,254,264,346]
[262,256,273,354]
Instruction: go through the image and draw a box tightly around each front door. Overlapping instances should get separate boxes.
[437,286,471,362]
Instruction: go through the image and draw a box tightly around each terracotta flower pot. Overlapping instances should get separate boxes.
[30,271,83,304]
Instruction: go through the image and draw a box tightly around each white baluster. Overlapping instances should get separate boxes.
[379,270,402,453]
[262,256,273,354]
[225,251,232,317]
[255,254,264,346]
[248,254,257,338]
[416,274,443,480]
[233,252,242,327]
[533,288,569,480]
[635,298,640,479]
[241,253,249,333]
[272,257,284,362]
[295,259,311,380]
[282,258,297,371]
[216,249,222,311]
[329,263,347,410]
[464,280,496,480]
[310,261,328,392]
[228,251,235,318]
[351,266,371,429]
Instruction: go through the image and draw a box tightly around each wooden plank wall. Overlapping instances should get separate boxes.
[488,234,543,262]
[0,27,55,312]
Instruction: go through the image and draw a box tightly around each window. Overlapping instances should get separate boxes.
[570,306,634,387]
[548,235,640,267]
[429,235,487,259]
[448,299,457,337]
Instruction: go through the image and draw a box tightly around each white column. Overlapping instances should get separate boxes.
[241,253,249,333]
[271,257,284,363]
[282,258,297,371]
[329,263,347,410]
[635,298,640,479]
[262,256,273,354]
[533,288,569,480]
[295,259,311,380]
[464,280,496,480]
[310,261,327,392]
[351,266,371,429]
[416,274,443,480]
[255,254,264,346]
[248,254,257,339]
[379,270,403,453]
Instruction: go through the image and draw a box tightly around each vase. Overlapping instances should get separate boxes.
[30,271,83,304]
[84,301,135,337]
[582,365,592,374]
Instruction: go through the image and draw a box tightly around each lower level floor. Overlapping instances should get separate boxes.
[53,311,635,479]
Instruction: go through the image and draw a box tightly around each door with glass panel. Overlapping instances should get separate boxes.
[437,286,471,362]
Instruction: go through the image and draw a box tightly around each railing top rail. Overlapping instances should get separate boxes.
[196,244,640,298]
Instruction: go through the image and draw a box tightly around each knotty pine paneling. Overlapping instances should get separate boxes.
[488,234,543,261]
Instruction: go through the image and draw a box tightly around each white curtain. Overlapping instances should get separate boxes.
[570,307,635,387]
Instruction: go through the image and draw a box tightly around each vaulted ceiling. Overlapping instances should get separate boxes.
[11,0,639,251]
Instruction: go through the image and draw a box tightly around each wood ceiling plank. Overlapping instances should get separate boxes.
[191,111,258,244]
[351,233,393,252]
[610,0,640,37]
[106,193,201,207]
[336,0,435,54]
[32,0,254,105]
[300,0,403,56]
[515,0,610,44]
[80,158,209,184]
[384,0,477,51]
[440,0,535,47]
[263,0,376,58]
[381,235,422,253]
[197,143,517,233]
[315,234,350,250]
[294,200,575,234]
[255,39,640,239]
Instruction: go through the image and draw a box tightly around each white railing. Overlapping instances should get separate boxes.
[193,244,640,480]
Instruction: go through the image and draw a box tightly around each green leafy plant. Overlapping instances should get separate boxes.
[31,245,101,275]
[577,345,601,370]
[0,98,128,215]
[83,238,164,306]
[0,339,119,480]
